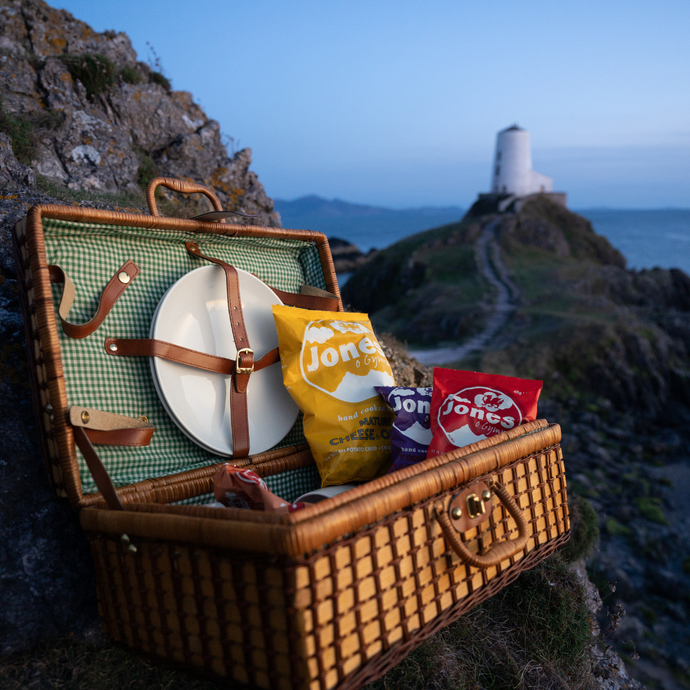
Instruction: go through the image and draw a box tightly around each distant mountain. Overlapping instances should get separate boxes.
[274,196,464,252]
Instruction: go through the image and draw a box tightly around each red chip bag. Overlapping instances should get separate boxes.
[213,465,305,513]
[427,369,542,457]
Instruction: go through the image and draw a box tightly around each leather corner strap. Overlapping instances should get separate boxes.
[70,406,156,512]
[271,284,340,312]
[72,426,124,511]
[70,406,152,510]
[49,261,139,339]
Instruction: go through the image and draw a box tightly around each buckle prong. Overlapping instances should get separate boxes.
[235,348,255,375]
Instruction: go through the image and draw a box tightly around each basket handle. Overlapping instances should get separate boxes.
[434,481,529,569]
[146,177,224,217]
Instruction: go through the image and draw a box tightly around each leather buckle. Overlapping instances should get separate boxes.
[235,348,255,374]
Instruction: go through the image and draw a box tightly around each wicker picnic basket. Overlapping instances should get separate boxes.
[13,178,570,690]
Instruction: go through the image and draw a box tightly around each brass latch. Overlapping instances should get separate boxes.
[466,493,485,519]
[448,481,494,533]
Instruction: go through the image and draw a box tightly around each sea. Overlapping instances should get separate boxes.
[577,209,690,275]
[276,199,690,275]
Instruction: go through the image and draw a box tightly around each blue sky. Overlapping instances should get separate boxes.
[55,1,690,208]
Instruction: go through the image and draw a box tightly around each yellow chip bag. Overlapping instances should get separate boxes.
[272,305,396,486]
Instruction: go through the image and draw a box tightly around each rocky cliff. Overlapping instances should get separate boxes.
[0,0,279,223]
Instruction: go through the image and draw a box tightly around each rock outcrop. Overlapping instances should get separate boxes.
[344,196,690,688]
[328,237,376,274]
[0,0,279,224]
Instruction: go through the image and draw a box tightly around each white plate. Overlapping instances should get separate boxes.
[150,265,299,456]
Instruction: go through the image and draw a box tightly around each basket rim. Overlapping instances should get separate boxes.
[80,421,562,557]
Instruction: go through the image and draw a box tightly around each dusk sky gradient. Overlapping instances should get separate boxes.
[54,1,690,209]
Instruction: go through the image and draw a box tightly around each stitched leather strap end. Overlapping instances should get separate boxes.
[70,406,155,447]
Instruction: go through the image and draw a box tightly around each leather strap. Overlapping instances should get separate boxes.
[72,426,124,511]
[104,338,280,376]
[270,285,339,312]
[84,428,153,446]
[186,242,252,457]
[69,406,155,447]
[49,261,139,339]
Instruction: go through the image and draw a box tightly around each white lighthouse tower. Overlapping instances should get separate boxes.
[491,125,553,196]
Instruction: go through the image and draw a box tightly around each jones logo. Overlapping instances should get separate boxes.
[299,320,394,403]
[391,396,431,415]
[438,387,522,448]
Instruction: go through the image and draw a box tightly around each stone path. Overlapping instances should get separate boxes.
[407,217,520,365]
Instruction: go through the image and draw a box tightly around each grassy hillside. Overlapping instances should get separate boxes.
[342,218,492,345]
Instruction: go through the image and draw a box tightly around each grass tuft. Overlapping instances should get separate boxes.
[635,496,668,525]
[136,151,159,189]
[605,517,631,537]
[0,632,225,690]
[0,98,62,164]
[35,175,148,213]
[59,54,116,99]
[150,71,171,91]
[119,65,143,85]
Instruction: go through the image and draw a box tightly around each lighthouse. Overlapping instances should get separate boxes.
[490,125,553,197]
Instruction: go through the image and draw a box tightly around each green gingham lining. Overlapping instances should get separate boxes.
[43,217,324,497]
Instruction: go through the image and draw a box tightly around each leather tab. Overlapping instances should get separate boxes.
[230,386,250,456]
[84,427,154,446]
[49,260,139,339]
[69,406,154,447]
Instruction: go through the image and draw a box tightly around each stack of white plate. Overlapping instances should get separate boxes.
[149,265,299,456]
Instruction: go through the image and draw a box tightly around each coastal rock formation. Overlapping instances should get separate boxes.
[328,236,376,274]
[344,196,690,687]
[0,0,279,224]
[0,149,110,657]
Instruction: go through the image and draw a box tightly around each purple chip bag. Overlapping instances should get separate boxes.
[376,386,433,473]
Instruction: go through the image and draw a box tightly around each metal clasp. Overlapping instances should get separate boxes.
[235,348,255,374]
[447,480,494,533]
[466,493,486,519]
